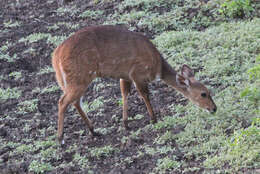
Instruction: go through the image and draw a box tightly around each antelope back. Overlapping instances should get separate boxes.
[52,25,163,86]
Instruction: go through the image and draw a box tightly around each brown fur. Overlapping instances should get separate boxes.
[52,25,217,143]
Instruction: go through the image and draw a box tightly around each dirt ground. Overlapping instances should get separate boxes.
[0,0,192,173]
[5,0,259,173]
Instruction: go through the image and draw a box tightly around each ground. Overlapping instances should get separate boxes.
[0,0,259,174]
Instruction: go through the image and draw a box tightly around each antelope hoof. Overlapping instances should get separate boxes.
[151,118,157,124]
[123,120,130,130]
[61,139,65,145]
[58,137,65,145]
[91,131,102,137]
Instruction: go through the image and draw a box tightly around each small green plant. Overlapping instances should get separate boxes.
[241,86,260,105]
[144,146,157,155]
[47,24,59,31]
[29,160,54,174]
[41,84,60,94]
[154,130,175,145]
[120,10,146,23]
[23,47,36,55]
[79,10,104,19]
[154,157,181,173]
[16,144,35,154]
[22,123,31,133]
[118,99,123,106]
[0,87,21,100]
[56,5,79,17]
[73,153,89,169]
[3,20,20,28]
[157,146,173,155]
[32,87,41,94]
[124,157,134,164]
[82,96,104,113]
[89,145,117,159]
[154,115,184,130]
[19,33,51,43]
[0,43,18,62]
[247,55,260,80]
[129,129,141,139]
[121,136,130,145]
[0,44,9,52]
[46,35,68,46]
[34,140,57,149]
[219,0,254,18]
[57,22,79,30]
[37,66,54,75]
[135,114,144,120]
[18,99,38,114]
[240,54,260,111]
[95,127,113,135]
[40,147,60,160]
[9,71,22,80]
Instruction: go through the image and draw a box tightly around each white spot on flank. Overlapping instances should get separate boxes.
[61,139,65,145]
[60,63,67,88]
[145,65,149,69]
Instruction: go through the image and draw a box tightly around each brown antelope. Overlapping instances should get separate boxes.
[52,25,217,144]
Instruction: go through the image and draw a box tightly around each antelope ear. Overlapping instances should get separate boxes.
[181,64,194,78]
[176,74,191,87]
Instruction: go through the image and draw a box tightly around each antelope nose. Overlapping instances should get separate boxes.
[211,107,217,114]
[208,107,217,114]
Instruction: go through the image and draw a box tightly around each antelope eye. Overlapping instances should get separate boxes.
[201,92,207,98]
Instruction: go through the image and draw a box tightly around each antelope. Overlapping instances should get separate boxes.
[52,25,217,144]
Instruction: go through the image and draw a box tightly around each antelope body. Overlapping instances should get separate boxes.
[52,25,217,143]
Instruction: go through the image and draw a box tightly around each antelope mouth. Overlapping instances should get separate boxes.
[207,107,217,114]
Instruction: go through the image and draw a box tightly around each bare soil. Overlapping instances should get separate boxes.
[0,0,202,173]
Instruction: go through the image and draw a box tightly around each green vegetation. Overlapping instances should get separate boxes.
[73,153,89,169]
[37,66,54,75]
[29,160,54,174]
[9,71,22,80]
[3,20,21,28]
[240,54,260,112]
[46,35,68,47]
[202,54,258,171]
[82,96,104,113]
[219,0,255,18]
[19,33,51,44]
[79,10,104,19]
[41,84,60,94]
[204,118,260,172]
[18,32,68,47]
[18,99,38,114]
[89,145,117,159]
[0,42,18,62]
[153,157,181,174]
[151,18,260,172]
[1,0,259,173]
[106,0,259,33]
[0,87,21,100]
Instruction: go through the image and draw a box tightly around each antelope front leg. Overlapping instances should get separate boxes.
[130,78,157,124]
[136,84,157,124]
